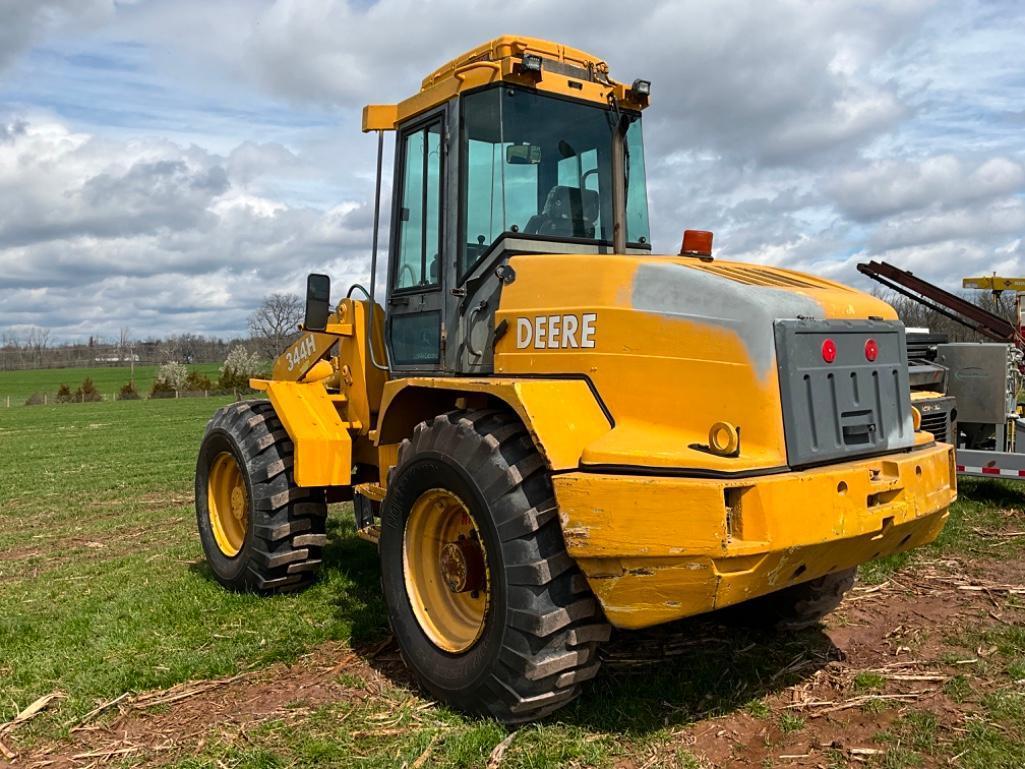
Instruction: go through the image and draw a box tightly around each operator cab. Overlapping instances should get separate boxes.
[456,85,650,275]
[361,37,652,375]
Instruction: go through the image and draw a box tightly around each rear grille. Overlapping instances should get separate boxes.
[915,395,957,445]
[919,412,947,443]
[691,263,852,291]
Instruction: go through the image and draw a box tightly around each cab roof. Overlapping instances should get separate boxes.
[362,35,649,132]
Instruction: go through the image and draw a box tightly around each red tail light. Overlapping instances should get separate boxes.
[865,338,878,362]
[821,339,837,363]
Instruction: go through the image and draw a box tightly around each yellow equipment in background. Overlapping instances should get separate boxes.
[195,36,956,723]
[963,275,1025,293]
[963,274,1025,346]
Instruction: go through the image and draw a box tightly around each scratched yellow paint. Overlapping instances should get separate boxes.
[376,377,611,471]
[259,250,955,630]
[555,442,955,628]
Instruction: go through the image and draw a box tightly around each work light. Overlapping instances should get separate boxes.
[631,79,651,96]
[520,53,543,73]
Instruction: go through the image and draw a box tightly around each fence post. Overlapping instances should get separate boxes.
[44,393,47,405]
[175,389,179,399]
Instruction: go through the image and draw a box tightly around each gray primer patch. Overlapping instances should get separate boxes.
[631,262,825,380]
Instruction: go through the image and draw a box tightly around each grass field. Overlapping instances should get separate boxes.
[2,399,1024,768]
[0,364,222,403]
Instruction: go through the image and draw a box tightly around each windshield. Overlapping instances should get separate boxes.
[459,86,650,276]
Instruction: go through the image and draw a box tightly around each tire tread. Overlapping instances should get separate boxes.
[196,400,327,594]
[386,409,609,723]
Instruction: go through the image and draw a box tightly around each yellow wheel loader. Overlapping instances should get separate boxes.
[195,36,957,723]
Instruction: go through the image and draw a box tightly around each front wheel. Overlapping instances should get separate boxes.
[195,400,327,593]
[379,410,610,723]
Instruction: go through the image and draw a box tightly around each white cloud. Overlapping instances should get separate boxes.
[1,0,1024,341]
[0,0,113,72]
[0,115,376,338]
[829,155,1025,221]
[870,198,1025,251]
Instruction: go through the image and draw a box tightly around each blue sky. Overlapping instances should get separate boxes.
[0,0,1023,342]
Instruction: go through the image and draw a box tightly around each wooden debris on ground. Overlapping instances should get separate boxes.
[128,673,249,712]
[67,693,131,732]
[0,692,65,762]
[486,730,517,769]
[409,731,442,769]
[785,691,934,717]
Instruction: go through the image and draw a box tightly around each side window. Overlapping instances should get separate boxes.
[463,138,504,275]
[395,122,442,290]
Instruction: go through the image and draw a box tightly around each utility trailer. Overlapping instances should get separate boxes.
[860,261,1025,480]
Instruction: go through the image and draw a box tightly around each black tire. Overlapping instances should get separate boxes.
[380,409,610,723]
[740,567,857,631]
[195,400,327,593]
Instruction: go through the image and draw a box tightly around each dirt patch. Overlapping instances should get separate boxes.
[11,640,403,768]
[10,555,1025,768]
[634,559,1025,768]
[0,518,189,582]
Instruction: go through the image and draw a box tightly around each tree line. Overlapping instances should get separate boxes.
[875,288,1018,343]
[0,293,304,372]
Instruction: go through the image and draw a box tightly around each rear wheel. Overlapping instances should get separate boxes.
[195,400,327,593]
[741,567,858,631]
[380,410,610,723]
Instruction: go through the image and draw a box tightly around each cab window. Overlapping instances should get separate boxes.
[394,121,442,290]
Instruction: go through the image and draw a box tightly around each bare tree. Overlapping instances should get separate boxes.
[248,293,303,359]
[873,287,1018,343]
[1,331,21,349]
[118,327,131,357]
[25,327,50,366]
[158,332,203,363]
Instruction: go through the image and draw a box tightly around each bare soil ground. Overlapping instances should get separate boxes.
[11,549,1024,769]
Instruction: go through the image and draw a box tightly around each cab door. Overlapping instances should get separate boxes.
[387,110,446,372]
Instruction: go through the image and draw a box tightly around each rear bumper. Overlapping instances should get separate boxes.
[553,442,957,629]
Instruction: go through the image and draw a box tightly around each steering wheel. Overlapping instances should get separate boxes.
[398,263,417,287]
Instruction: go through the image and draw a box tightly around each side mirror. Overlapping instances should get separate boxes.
[506,143,541,165]
[304,273,331,331]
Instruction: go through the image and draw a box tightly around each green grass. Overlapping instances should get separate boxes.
[778,713,805,733]
[0,399,383,729]
[859,476,1025,584]
[2,400,1025,767]
[0,363,221,404]
[853,671,886,691]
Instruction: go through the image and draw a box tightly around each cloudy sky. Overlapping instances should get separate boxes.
[1,0,1023,342]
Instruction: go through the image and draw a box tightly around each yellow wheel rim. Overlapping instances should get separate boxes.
[403,488,490,653]
[207,451,248,557]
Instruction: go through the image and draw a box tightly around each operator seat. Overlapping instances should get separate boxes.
[525,185,600,239]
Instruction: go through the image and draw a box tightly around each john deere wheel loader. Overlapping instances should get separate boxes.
[196,36,957,722]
